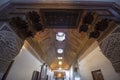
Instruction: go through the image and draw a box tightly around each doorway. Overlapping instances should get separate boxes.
[92,69,104,80]
[55,78,64,80]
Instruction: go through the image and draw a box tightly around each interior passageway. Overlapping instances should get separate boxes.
[0,0,120,80]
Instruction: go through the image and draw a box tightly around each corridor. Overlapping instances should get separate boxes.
[0,0,120,80]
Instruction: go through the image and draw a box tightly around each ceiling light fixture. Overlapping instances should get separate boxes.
[59,67,62,70]
[58,32,64,36]
[56,32,65,41]
[58,61,62,65]
[58,57,63,59]
[57,49,63,54]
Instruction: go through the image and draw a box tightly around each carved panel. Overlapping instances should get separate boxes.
[0,23,23,74]
[112,62,120,73]
[100,25,120,72]
[0,24,23,60]
[0,59,10,73]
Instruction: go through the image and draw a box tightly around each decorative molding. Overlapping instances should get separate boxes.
[0,1,11,11]
[12,1,114,7]
[112,3,120,15]
[0,1,120,22]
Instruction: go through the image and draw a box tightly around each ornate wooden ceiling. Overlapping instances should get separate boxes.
[0,1,119,70]
[40,9,81,28]
[26,9,116,70]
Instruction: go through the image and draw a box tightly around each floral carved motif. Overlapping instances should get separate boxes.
[100,25,120,72]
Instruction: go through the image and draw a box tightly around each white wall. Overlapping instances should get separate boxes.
[78,46,120,80]
[6,46,42,80]
[69,66,73,80]
[65,70,70,80]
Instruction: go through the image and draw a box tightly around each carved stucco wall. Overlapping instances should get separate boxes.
[0,73,3,80]
[100,25,120,73]
[0,22,23,79]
